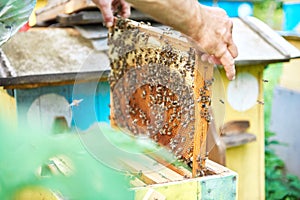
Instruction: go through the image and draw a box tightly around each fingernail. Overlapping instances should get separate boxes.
[106,22,113,28]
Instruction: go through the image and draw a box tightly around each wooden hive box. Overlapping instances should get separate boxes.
[0,27,111,131]
[126,154,237,200]
[78,122,237,200]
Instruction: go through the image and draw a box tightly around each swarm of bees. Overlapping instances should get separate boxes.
[108,18,214,177]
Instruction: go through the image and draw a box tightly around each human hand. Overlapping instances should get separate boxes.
[191,5,238,80]
[92,0,131,27]
[92,0,237,80]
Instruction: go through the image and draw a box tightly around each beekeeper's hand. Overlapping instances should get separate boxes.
[93,0,238,80]
[191,5,238,80]
[92,0,130,27]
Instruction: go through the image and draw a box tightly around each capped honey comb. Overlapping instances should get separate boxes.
[108,18,214,177]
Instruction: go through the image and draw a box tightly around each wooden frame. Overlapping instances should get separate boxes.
[108,18,214,177]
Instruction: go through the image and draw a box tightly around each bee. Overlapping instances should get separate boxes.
[137,170,143,177]
[132,119,138,124]
[156,86,163,93]
[219,99,225,104]
[141,119,146,125]
[257,100,265,105]
[149,95,155,102]
[181,137,186,143]
[69,99,83,107]
[141,90,146,99]
[262,79,269,83]
[197,169,205,177]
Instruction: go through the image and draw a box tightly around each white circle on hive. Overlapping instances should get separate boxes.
[238,3,253,17]
[227,72,259,112]
[27,93,72,132]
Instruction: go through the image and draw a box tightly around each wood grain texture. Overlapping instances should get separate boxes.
[220,120,250,135]
[0,71,109,89]
[36,0,96,23]
[222,133,256,148]
[132,159,237,200]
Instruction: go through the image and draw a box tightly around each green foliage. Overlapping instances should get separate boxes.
[265,132,300,200]
[0,120,134,200]
[263,65,300,199]
[0,0,36,46]
[253,0,283,30]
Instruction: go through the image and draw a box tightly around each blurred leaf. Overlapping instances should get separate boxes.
[0,0,36,46]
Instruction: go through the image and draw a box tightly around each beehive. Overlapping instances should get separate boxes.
[128,155,237,200]
[108,18,215,177]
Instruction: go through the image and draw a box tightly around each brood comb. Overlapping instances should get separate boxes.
[108,18,214,177]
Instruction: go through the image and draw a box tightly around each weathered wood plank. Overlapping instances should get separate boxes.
[65,0,96,14]
[74,25,107,39]
[132,159,237,200]
[134,180,199,200]
[57,11,103,25]
[36,0,69,22]
[0,71,110,89]
[36,0,97,23]
[140,155,184,181]
[57,9,153,26]
[220,120,250,135]
[121,158,170,184]
[147,153,191,178]
[221,133,256,148]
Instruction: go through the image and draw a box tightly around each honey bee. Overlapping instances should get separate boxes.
[69,99,83,107]
[141,90,146,99]
[132,119,138,124]
[257,100,264,105]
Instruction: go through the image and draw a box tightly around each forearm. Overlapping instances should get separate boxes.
[125,0,201,39]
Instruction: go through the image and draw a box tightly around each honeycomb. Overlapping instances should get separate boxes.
[108,18,214,177]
